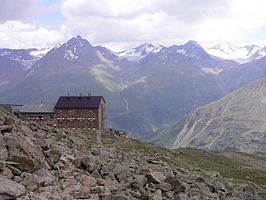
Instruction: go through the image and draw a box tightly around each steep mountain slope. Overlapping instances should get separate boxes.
[0,48,40,93]
[152,77,266,156]
[221,56,266,89]
[0,36,238,139]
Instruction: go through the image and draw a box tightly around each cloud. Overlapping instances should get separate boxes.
[0,21,70,49]
[1,0,266,50]
[60,0,236,50]
[0,0,39,22]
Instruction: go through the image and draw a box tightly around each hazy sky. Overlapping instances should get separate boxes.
[1,0,266,51]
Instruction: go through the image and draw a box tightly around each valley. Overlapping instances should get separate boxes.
[1,36,266,153]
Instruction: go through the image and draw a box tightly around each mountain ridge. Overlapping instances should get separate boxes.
[0,35,266,140]
[152,77,266,156]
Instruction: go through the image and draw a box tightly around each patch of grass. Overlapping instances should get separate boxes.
[173,148,266,197]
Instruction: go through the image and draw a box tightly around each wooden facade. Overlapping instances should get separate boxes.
[54,96,105,130]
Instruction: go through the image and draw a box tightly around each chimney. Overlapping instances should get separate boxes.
[79,93,82,99]
[67,93,70,100]
[40,100,43,104]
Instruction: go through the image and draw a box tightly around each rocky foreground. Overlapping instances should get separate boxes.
[0,107,265,199]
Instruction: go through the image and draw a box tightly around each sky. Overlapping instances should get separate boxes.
[1,0,266,51]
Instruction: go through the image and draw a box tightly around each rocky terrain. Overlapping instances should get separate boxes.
[0,106,265,199]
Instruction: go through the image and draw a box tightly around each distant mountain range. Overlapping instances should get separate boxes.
[207,43,266,63]
[1,36,266,141]
[151,77,266,156]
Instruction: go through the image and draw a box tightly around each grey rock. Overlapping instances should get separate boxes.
[113,163,131,182]
[0,135,8,161]
[92,169,102,178]
[156,181,173,192]
[0,177,25,199]
[97,178,105,186]
[76,174,96,188]
[146,172,166,183]
[7,164,22,176]
[21,174,38,191]
[165,176,186,193]
[92,148,101,156]
[152,189,162,200]
[91,186,105,194]
[44,148,61,168]
[35,168,55,187]
[4,136,45,172]
[0,167,13,178]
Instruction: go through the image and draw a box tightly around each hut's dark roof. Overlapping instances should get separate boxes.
[55,96,105,109]
[20,103,55,113]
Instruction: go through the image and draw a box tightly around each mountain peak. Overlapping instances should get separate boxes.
[76,35,83,40]
[65,35,92,48]
[137,43,154,49]
[184,40,202,48]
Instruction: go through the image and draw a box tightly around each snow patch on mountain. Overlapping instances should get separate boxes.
[0,51,11,56]
[29,48,50,58]
[206,43,264,63]
[201,67,223,75]
[117,43,163,61]
[64,49,78,61]
[176,49,187,55]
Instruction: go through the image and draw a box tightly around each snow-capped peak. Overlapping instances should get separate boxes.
[206,42,263,63]
[117,43,163,61]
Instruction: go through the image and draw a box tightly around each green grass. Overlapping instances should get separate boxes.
[118,138,266,198]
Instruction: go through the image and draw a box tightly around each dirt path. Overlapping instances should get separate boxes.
[96,131,103,145]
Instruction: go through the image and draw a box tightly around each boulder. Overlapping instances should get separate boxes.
[0,177,25,199]
[76,174,97,188]
[152,189,162,200]
[0,135,8,161]
[113,163,131,182]
[74,155,97,172]
[130,175,147,190]
[6,164,22,176]
[21,174,38,191]
[4,136,45,172]
[156,182,173,192]
[146,172,166,184]
[0,167,13,178]
[44,148,61,168]
[35,168,55,187]
[3,117,14,126]
[73,157,82,168]
[165,176,186,193]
